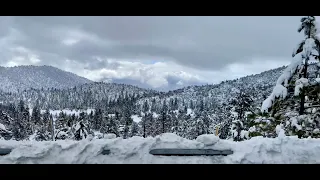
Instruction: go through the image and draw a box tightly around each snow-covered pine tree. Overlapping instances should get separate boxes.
[229,88,254,141]
[48,113,55,141]
[31,105,41,126]
[142,100,149,138]
[93,108,103,131]
[34,109,51,141]
[170,110,179,134]
[150,98,156,112]
[11,101,30,140]
[107,115,119,136]
[73,120,88,140]
[158,100,171,134]
[0,109,13,140]
[130,121,140,137]
[217,102,235,139]
[258,16,320,138]
[145,112,156,137]
[122,106,133,139]
[54,111,70,140]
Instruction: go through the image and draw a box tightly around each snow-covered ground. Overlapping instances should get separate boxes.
[0,133,319,164]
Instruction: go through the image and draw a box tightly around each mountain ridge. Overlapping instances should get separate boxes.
[0,65,93,93]
[0,65,286,112]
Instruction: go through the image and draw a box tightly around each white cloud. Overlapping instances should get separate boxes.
[62,38,79,46]
[0,52,290,90]
[51,57,290,90]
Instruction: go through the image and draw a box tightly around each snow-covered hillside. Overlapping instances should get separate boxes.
[0,133,319,164]
[0,65,92,92]
[0,66,285,111]
[0,82,156,109]
[138,66,286,107]
[0,66,287,141]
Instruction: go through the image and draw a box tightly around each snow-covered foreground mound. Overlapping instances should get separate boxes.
[0,133,319,164]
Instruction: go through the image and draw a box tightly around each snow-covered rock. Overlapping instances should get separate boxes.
[196,134,219,146]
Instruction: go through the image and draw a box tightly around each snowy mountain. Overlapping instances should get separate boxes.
[0,66,286,110]
[137,66,286,112]
[0,82,157,109]
[0,65,92,92]
[0,65,286,141]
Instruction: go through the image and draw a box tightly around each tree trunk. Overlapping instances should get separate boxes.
[51,118,55,141]
[299,57,309,115]
[143,114,146,138]
[162,112,165,134]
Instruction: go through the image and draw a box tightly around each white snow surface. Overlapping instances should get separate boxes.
[303,38,318,57]
[131,115,142,123]
[261,85,288,112]
[0,123,6,131]
[294,78,309,96]
[1,133,320,164]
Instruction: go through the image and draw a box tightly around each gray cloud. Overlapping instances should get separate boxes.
[0,16,306,69]
[0,16,314,90]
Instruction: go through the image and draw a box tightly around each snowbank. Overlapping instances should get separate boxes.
[1,133,320,164]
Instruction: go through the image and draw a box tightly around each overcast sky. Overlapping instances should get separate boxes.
[0,16,316,91]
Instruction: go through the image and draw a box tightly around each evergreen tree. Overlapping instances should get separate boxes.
[93,108,103,131]
[159,100,170,134]
[230,88,254,120]
[257,16,320,138]
[107,116,119,136]
[130,121,140,137]
[122,107,133,139]
[31,105,41,126]
[73,120,88,140]
[12,100,29,140]
[142,100,149,138]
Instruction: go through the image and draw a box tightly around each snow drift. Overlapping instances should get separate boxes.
[0,133,320,164]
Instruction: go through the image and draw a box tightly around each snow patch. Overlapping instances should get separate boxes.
[131,115,142,123]
[240,130,249,139]
[261,85,288,112]
[38,109,95,117]
[0,123,6,131]
[294,78,309,96]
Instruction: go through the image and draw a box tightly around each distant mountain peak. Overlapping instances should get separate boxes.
[0,65,92,92]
